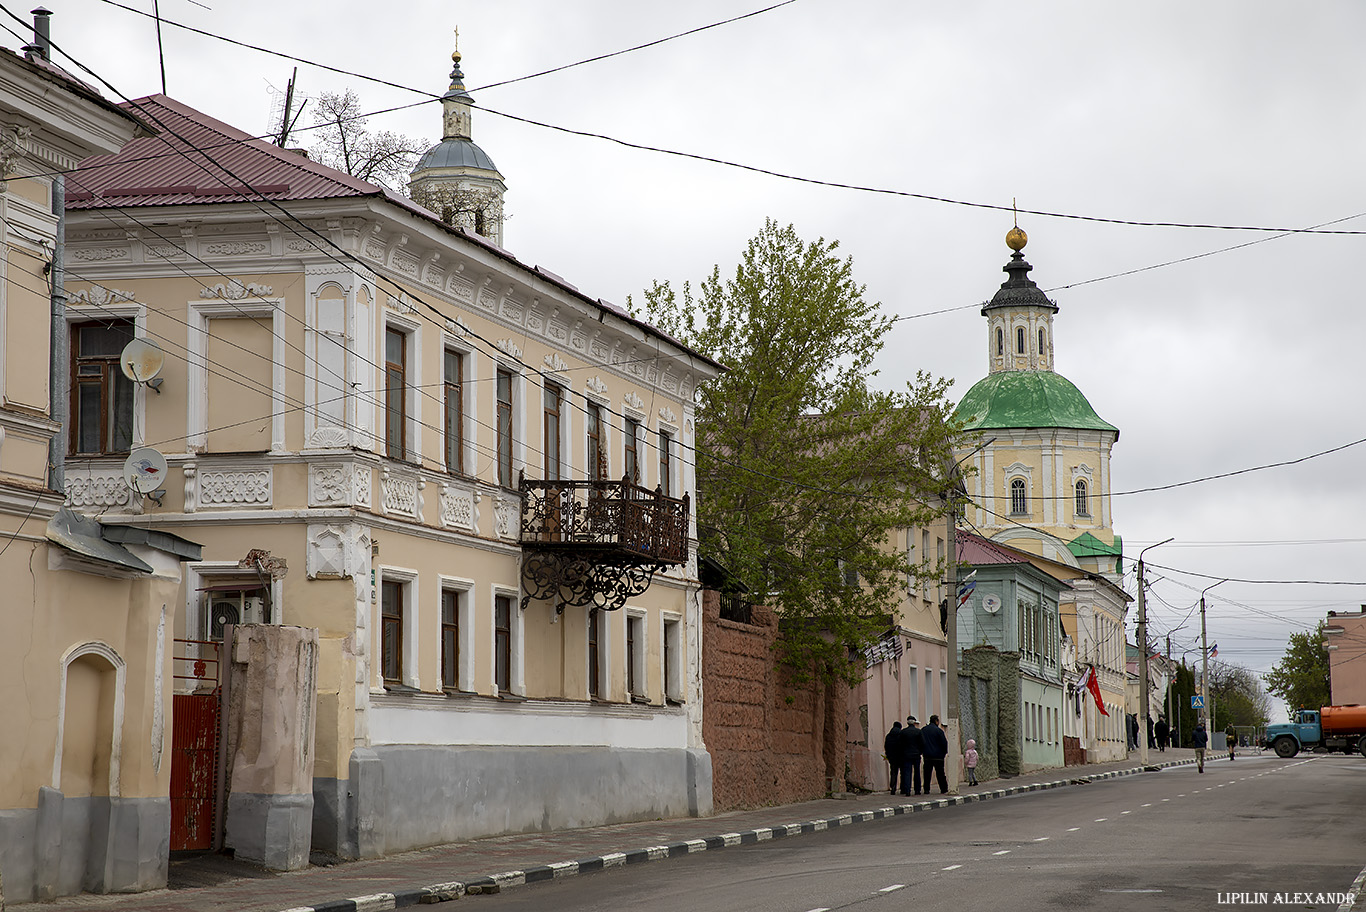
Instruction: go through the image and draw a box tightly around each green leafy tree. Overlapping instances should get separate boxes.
[1264,622,1331,716]
[638,219,961,686]
[1209,661,1272,730]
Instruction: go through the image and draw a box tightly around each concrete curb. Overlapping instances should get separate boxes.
[277,758,1197,912]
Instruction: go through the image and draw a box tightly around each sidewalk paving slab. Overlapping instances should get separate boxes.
[17,749,1218,912]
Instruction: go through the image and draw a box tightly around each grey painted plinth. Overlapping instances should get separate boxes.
[317,744,714,859]
[0,791,168,903]
[225,791,315,871]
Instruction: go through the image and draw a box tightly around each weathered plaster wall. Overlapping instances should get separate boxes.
[701,591,847,810]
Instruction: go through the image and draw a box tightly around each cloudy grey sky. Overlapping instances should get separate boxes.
[30,0,1366,705]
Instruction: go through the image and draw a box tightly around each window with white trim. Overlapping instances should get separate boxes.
[70,320,135,455]
[627,611,646,700]
[1010,478,1028,515]
[662,614,683,702]
[1075,479,1089,517]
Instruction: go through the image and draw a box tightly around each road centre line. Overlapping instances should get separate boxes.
[942,864,962,871]
[878,885,905,893]
[1034,837,1049,842]
[1095,818,1107,822]
[994,850,1012,855]
[1067,827,1081,831]
[1120,811,1131,815]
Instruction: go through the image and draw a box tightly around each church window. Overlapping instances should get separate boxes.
[1016,326,1026,354]
[1075,479,1090,517]
[1010,478,1027,515]
[996,327,1004,356]
[1038,328,1046,356]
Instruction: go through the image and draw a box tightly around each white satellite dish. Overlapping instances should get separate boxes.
[120,337,165,391]
[123,447,169,495]
[982,594,1002,614]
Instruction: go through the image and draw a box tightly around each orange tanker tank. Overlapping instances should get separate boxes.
[1321,704,1366,735]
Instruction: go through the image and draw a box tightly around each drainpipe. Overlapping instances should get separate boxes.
[48,173,67,496]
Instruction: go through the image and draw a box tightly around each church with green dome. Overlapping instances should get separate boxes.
[952,227,1122,578]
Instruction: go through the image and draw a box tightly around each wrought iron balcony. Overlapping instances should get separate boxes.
[519,473,690,612]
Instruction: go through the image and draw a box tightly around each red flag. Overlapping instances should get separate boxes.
[1086,667,1109,716]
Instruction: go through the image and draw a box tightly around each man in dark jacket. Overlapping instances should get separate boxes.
[898,716,924,796]
[1192,721,1209,773]
[884,722,904,794]
[1154,716,1170,752]
[921,714,950,794]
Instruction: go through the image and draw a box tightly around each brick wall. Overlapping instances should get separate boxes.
[701,590,847,811]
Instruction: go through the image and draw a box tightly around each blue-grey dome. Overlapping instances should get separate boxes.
[412,138,499,174]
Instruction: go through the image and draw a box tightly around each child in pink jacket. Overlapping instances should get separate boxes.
[965,739,979,786]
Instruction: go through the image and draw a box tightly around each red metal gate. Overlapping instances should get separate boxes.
[170,639,222,851]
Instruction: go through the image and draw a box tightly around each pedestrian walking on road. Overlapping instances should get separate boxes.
[1154,716,1170,752]
[921,714,950,794]
[884,722,904,795]
[1192,721,1209,773]
[1225,723,1237,761]
[964,738,979,787]
[899,716,924,796]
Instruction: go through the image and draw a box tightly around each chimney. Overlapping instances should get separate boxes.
[26,7,51,62]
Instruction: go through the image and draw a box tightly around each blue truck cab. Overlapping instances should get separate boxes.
[1264,710,1320,758]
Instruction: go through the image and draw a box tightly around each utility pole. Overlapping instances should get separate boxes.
[1136,539,1172,765]
[1165,633,1173,729]
[1199,580,1225,730]
[945,436,993,783]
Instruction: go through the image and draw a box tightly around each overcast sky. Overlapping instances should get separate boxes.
[29,1,1366,709]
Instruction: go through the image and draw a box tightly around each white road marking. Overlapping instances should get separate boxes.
[1161,798,1170,802]
[942,864,962,871]
[1033,837,1049,842]
[1095,818,1108,822]
[878,885,905,893]
[994,850,1011,855]
[1120,810,1132,815]
[805,908,831,912]
[1141,803,1152,807]
[1067,827,1081,831]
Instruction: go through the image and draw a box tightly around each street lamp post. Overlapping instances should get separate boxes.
[1199,580,1226,731]
[1136,538,1173,765]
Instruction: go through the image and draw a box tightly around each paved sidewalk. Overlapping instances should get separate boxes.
[21,750,1204,912]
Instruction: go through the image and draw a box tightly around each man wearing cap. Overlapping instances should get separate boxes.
[921,714,950,794]
[897,716,924,796]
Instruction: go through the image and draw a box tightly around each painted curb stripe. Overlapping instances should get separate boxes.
[278,758,1196,911]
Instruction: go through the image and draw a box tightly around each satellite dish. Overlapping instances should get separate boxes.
[983,594,1002,614]
[120,338,165,390]
[123,447,168,494]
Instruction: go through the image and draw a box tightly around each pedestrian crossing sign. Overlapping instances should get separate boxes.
[1191,696,1204,709]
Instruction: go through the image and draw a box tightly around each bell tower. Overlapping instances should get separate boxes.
[409,29,507,246]
[982,226,1057,375]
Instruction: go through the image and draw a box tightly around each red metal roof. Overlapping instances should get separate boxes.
[957,531,1031,566]
[65,94,381,208]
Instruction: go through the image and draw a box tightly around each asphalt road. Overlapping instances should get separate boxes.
[478,752,1366,912]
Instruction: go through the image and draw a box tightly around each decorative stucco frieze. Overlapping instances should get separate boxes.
[624,391,645,411]
[544,353,569,374]
[449,276,474,302]
[306,426,349,450]
[71,247,128,262]
[380,467,423,519]
[495,338,522,359]
[65,469,135,509]
[307,524,351,579]
[309,463,352,507]
[199,281,274,300]
[146,244,186,261]
[354,465,372,509]
[385,292,417,315]
[493,494,518,541]
[659,406,678,426]
[198,468,271,508]
[585,376,608,396]
[204,241,268,257]
[439,482,478,532]
[67,286,135,306]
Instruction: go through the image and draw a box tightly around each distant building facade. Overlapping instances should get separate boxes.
[1325,608,1366,705]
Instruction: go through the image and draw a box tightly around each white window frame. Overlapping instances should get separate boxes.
[626,608,648,701]
[63,300,150,451]
[491,585,524,696]
[188,297,287,453]
[587,606,612,700]
[377,565,419,691]
[438,575,475,692]
[441,339,475,476]
[382,313,422,464]
[661,612,683,702]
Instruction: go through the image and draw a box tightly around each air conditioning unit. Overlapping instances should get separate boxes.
[203,593,268,640]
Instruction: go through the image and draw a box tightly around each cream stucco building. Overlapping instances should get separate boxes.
[0,17,222,903]
[953,228,1129,763]
[52,40,721,880]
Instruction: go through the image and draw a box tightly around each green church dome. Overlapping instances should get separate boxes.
[955,371,1118,437]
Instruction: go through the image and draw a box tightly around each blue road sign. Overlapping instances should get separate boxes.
[1191,696,1205,709]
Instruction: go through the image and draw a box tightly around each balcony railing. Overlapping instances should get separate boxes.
[519,474,690,566]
